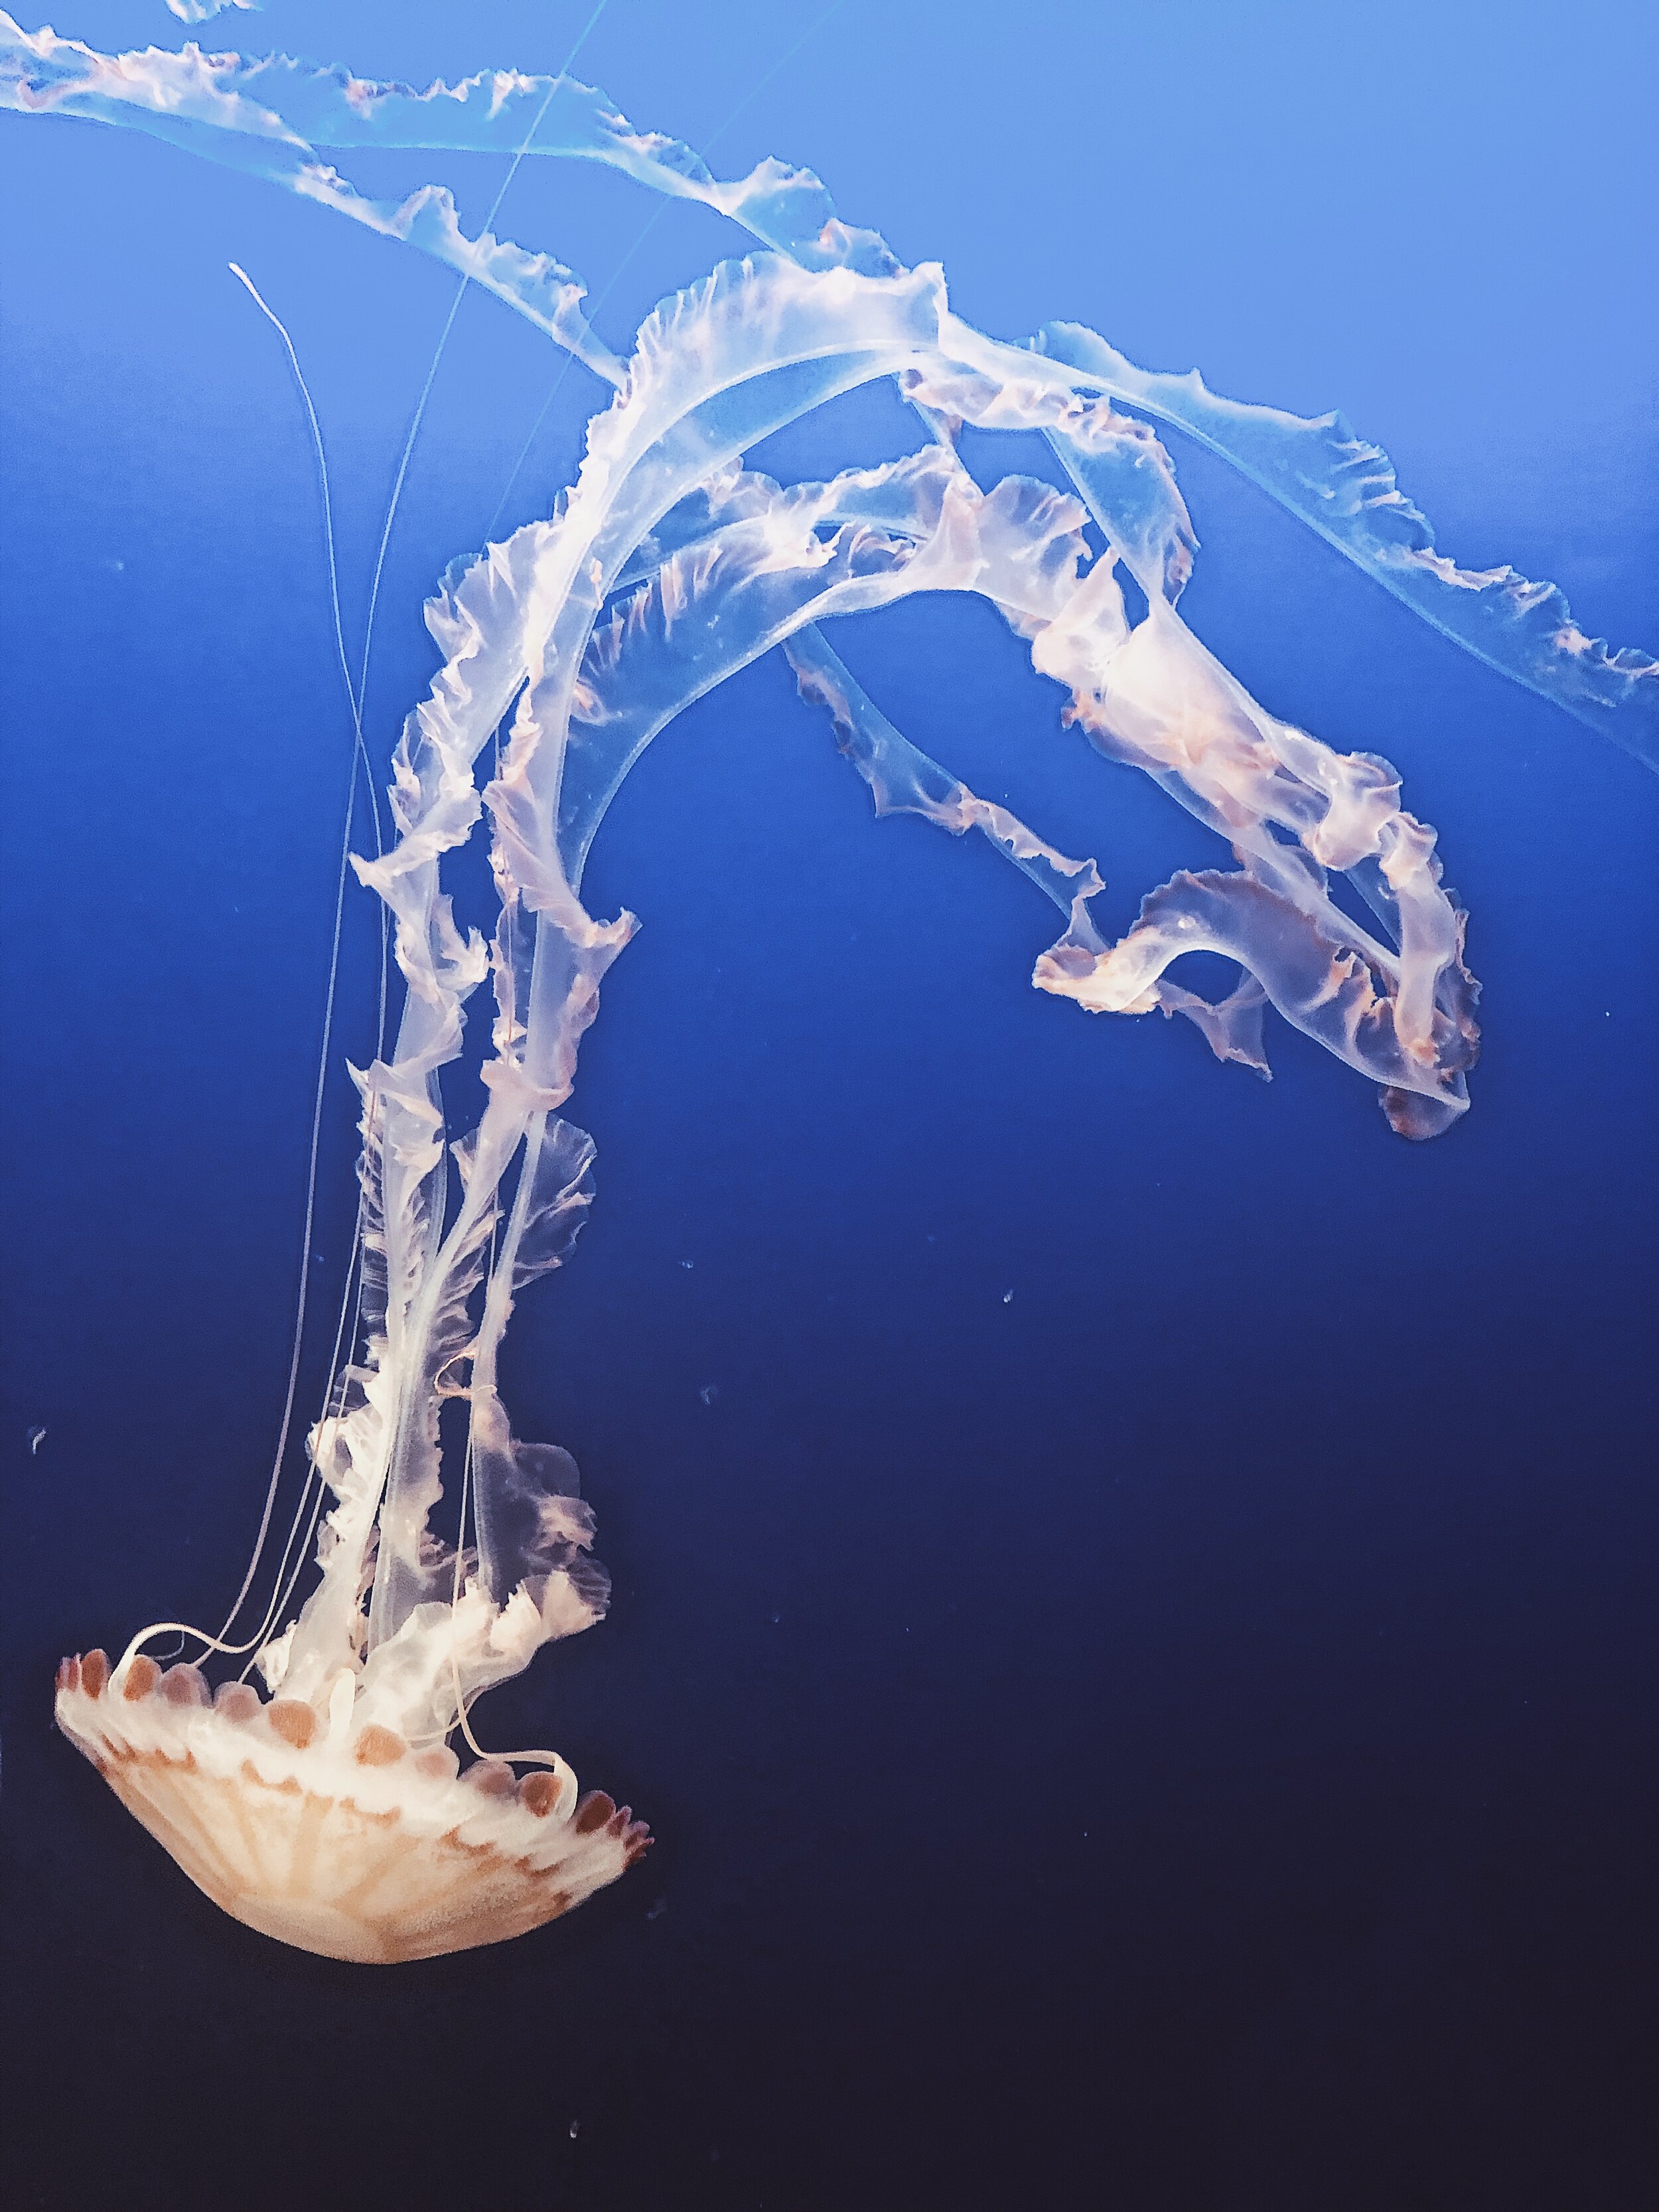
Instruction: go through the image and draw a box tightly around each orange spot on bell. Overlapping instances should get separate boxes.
[467,1761,516,1799]
[122,1655,161,1702]
[352,1725,407,1768]
[161,1664,210,1708]
[268,1699,318,1750]
[573,1790,615,1836]
[518,1771,561,1818]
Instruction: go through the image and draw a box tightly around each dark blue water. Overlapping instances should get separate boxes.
[3,4,1654,2207]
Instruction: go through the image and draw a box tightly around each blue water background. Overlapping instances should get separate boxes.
[2,3,1655,2206]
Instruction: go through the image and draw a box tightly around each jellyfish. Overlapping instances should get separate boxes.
[7,17,1653,1964]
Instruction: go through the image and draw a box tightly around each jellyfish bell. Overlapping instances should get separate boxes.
[54,1646,647,1966]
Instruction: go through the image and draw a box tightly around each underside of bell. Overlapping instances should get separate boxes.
[54,1648,650,1964]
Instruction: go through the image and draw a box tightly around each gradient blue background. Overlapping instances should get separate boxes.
[2,3,1655,2206]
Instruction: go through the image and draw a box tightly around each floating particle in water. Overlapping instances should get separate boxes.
[699,1383,719,1406]
[26,1426,46,1455]
[646,1893,668,1921]
[1002,1289,1015,1305]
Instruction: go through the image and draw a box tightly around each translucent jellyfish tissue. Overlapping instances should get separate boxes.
[5,14,1652,1962]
